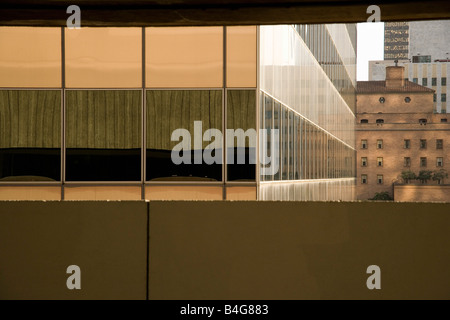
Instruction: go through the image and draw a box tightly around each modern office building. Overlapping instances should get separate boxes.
[0,24,356,201]
[356,66,449,200]
[370,20,450,113]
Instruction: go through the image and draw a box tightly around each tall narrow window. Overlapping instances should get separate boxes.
[377,157,383,167]
[436,157,443,167]
[361,174,367,184]
[227,90,256,181]
[361,157,367,167]
[442,94,447,102]
[404,139,410,149]
[436,139,443,150]
[404,157,411,167]
[361,139,368,149]
[420,139,427,149]
[420,157,427,167]
[422,78,427,86]
[377,175,383,184]
[442,77,447,86]
[377,139,383,149]
[432,78,437,86]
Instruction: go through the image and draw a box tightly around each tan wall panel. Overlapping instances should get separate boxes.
[226,26,257,88]
[226,186,256,200]
[0,27,61,87]
[146,27,223,88]
[64,186,142,200]
[149,201,450,300]
[394,185,450,202]
[0,201,147,299]
[0,186,61,200]
[65,28,142,88]
[145,185,223,200]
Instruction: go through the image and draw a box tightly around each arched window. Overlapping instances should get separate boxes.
[376,119,384,124]
[360,119,368,124]
[419,119,427,125]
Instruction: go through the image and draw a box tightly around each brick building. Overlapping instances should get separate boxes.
[356,66,450,200]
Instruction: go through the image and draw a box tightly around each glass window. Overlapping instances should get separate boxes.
[404,157,411,167]
[434,94,437,102]
[66,90,141,181]
[361,157,367,167]
[442,94,447,102]
[273,102,281,181]
[404,97,411,103]
[146,27,223,88]
[0,27,61,87]
[65,28,142,88]
[146,89,222,181]
[226,26,257,88]
[0,90,61,181]
[436,139,443,149]
[295,116,301,180]
[377,139,383,149]
[289,111,294,180]
[420,139,427,149]
[420,157,427,167]
[432,78,437,86]
[361,139,367,149]
[379,97,385,103]
[361,174,367,184]
[360,119,368,123]
[412,78,418,83]
[281,107,289,180]
[441,119,448,123]
[227,90,256,181]
[261,94,273,181]
[376,119,384,124]
[377,157,383,167]
[442,77,447,86]
[422,78,427,86]
[404,139,410,149]
[377,174,383,184]
[436,157,443,167]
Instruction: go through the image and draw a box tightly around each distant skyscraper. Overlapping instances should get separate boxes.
[384,22,409,60]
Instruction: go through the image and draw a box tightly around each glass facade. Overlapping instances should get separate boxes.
[0,25,356,201]
[259,25,356,201]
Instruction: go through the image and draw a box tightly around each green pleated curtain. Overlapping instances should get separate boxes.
[0,90,61,149]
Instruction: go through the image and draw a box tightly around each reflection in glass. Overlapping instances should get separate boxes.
[273,102,281,181]
[146,27,223,88]
[226,26,257,88]
[0,90,61,181]
[146,90,222,181]
[65,90,141,181]
[227,90,256,181]
[262,94,273,181]
[65,28,142,88]
[0,27,61,87]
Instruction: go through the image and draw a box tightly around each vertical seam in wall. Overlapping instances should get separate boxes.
[256,25,260,201]
[223,26,227,201]
[61,27,66,200]
[142,27,146,200]
[146,201,150,300]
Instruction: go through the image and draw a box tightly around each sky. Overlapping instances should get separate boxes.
[356,22,384,81]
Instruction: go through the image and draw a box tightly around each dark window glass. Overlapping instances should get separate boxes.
[376,119,384,124]
[289,110,294,180]
[66,90,141,181]
[404,97,411,103]
[433,94,436,102]
[404,139,410,149]
[0,90,61,181]
[442,77,447,86]
[227,90,256,181]
[361,139,367,149]
[441,118,448,123]
[420,139,427,149]
[404,157,411,167]
[281,106,288,180]
[436,139,443,149]
[361,174,367,184]
[146,90,222,181]
[360,119,368,123]
[442,94,447,102]
[437,157,443,167]
[379,97,385,103]
[419,119,427,125]
[422,78,427,86]
[377,175,383,184]
[420,157,427,167]
[432,78,437,86]
[412,78,418,83]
